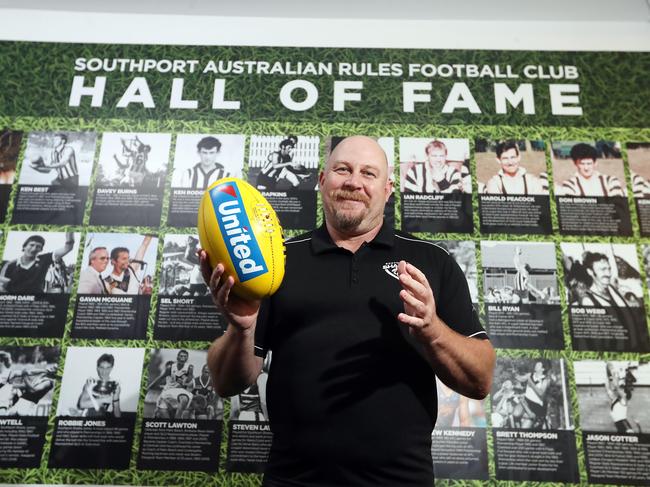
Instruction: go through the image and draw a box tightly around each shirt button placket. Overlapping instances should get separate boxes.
[351,255,359,286]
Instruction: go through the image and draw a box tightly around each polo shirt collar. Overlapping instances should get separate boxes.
[311,219,394,254]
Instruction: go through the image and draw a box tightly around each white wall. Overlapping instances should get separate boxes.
[0,5,649,51]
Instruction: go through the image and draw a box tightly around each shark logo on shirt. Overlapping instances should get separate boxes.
[382,261,399,280]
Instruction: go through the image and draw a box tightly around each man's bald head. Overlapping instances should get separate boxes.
[326,136,389,172]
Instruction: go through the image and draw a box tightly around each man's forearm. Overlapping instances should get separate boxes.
[423,320,495,400]
[53,232,75,259]
[208,325,262,398]
[77,390,95,409]
[135,236,152,261]
[396,260,495,399]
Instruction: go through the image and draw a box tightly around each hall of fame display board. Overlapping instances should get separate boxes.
[0,41,649,487]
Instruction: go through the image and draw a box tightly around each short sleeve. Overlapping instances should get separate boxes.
[437,254,488,340]
[3,260,16,280]
[41,252,54,267]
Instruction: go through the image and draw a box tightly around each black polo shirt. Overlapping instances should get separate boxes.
[255,222,487,487]
[4,252,54,294]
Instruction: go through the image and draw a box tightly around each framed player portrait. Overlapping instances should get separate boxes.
[143,348,223,420]
[482,241,559,305]
[18,131,97,187]
[491,357,573,430]
[56,346,144,417]
[399,137,471,194]
[77,232,158,296]
[561,242,643,308]
[95,132,171,189]
[552,140,626,197]
[0,230,80,294]
[171,134,244,190]
[475,139,548,195]
[574,360,649,433]
[0,345,60,417]
[159,233,206,297]
[248,134,319,192]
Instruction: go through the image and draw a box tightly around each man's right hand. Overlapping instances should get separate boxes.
[199,250,260,331]
[85,378,97,392]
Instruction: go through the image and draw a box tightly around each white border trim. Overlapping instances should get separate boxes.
[395,234,449,255]
[285,237,312,245]
[468,330,488,338]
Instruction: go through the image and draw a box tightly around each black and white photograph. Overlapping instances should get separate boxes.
[90,132,171,226]
[431,377,488,480]
[627,142,650,235]
[576,360,650,485]
[491,357,573,430]
[171,134,244,188]
[226,353,272,473]
[561,242,649,352]
[399,137,472,233]
[138,348,224,471]
[154,234,227,341]
[553,140,625,197]
[249,135,318,192]
[0,345,60,468]
[143,348,223,420]
[552,140,631,235]
[55,346,143,418]
[159,234,205,297]
[13,131,96,224]
[482,242,559,305]
[575,360,649,434]
[491,357,578,482]
[0,129,22,222]
[476,139,548,195]
[17,131,96,188]
[247,134,319,230]
[95,132,170,188]
[0,231,79,338]
[481,241,563,349]
[400,137,471,194]
[76,232,157,296]
[230,357,269,423]
[167,134,245,227]
[0,346,59,417]
[49,346,144,469]
[72,232,158,339]
[0,230,79,295]
[431,240,478,304]
[562,243,643,307]
[475,139,551,234]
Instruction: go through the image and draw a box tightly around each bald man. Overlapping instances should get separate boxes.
[202,136,495,486]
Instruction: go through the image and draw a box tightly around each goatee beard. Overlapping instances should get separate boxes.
[330,211,364,231]
[328,189,369,230]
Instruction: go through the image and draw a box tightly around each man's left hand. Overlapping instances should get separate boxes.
[397,260,442,344]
